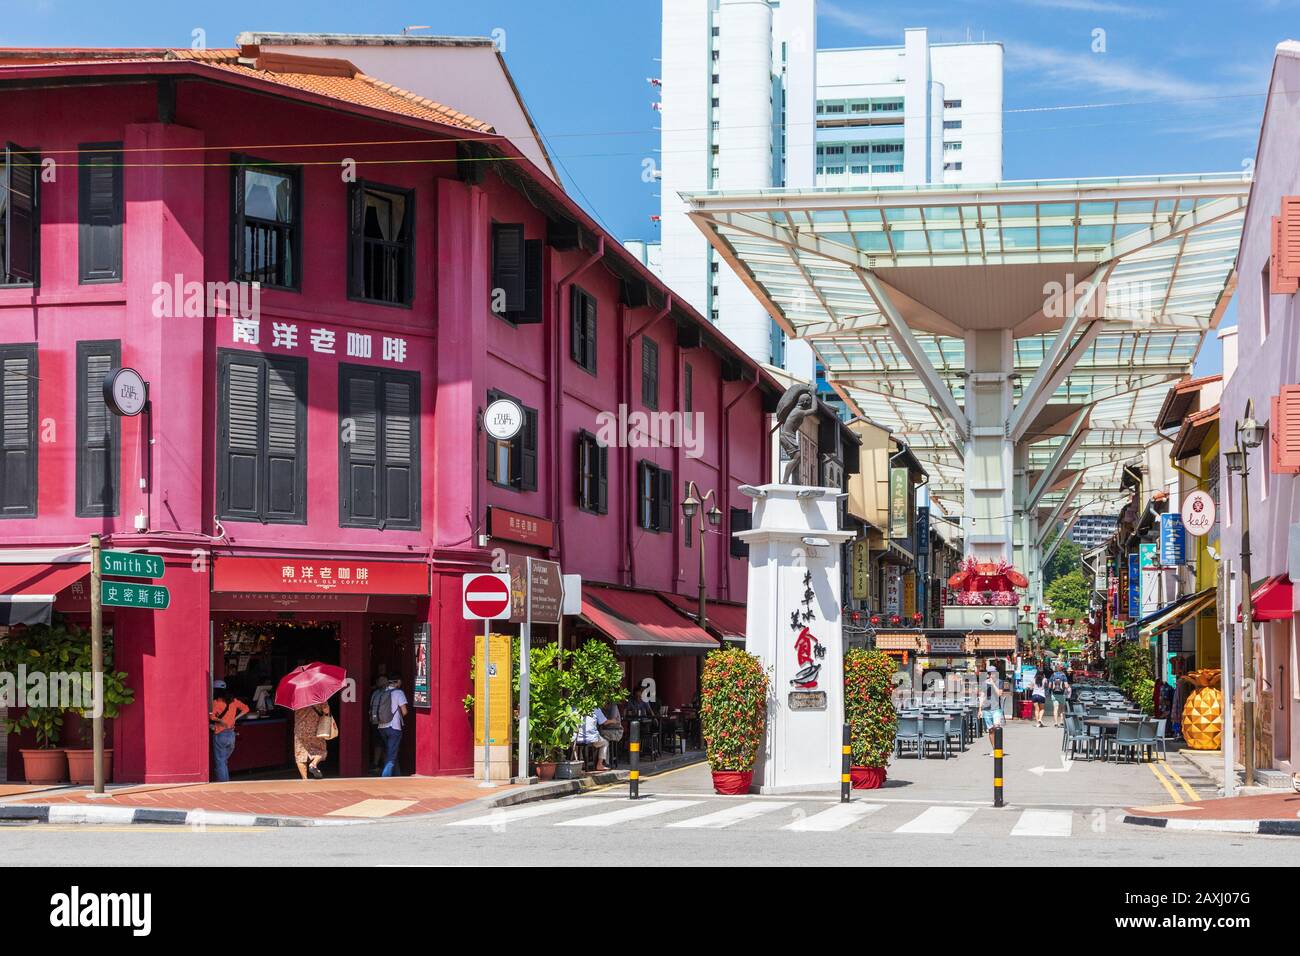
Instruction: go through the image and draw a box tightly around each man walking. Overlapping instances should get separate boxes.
[375,677,409,778]
[981,668,1004,754]
[209,680,248,783]
[1048,662,1071,727]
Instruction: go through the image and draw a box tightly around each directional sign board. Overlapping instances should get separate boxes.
[101,581,170,609]
[462,573,512,621]
[100,550,164,579]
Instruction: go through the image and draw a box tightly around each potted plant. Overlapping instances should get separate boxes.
[64,628,133,785]
[526,644,582,780]
[699,647,768,794]
[0,623,73,784]
[556,640,626,778]
[844,648,897,788]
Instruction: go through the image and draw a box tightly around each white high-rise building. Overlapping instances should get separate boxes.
[641,3,1004,380]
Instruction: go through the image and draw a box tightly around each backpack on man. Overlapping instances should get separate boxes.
[370,688,396,726]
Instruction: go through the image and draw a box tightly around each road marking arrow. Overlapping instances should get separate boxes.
[1028,756,1074,776]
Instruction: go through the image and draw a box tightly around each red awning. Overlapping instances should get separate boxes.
[1237,575,1293,622]
[580,585,720,656]
[0,562,90,626]
[659,593,747,645]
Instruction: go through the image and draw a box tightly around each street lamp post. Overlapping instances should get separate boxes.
[1225,399,1265,788]
[680,481,723,628]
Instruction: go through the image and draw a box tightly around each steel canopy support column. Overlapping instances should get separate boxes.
[858,269,968,442]
[963,328,1015,563]
[1037,472,1085,549]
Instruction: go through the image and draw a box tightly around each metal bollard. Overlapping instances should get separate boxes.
[628,721,640,800]
[840,723,851,803]
[993,723,1004,808]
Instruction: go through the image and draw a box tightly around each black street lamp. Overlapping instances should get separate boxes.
[1225,398,1264,787]
[680,481,722,628]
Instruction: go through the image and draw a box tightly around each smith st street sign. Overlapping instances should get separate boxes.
[101,582,170,610]
[100,550,164,579]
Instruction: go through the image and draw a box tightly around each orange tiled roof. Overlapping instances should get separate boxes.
[0,46,495,134]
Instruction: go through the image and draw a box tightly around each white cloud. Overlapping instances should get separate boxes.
[1011,0,1162,15]
[816,1,908,42]
[1006,41,1222,100]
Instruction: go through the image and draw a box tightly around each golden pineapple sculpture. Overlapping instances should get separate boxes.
[1181,668,1223,750]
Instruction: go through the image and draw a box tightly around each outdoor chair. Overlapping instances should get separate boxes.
[1112,719,1143,763]
[1063,715,1095,761]
[944,712,966,752]
[1136,718,1167,762]
[895,715,922,759]
[919,715,949,759]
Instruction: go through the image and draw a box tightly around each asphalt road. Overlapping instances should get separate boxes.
[1,723,1292,866]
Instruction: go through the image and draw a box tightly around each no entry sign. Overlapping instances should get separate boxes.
[462,573,512,620]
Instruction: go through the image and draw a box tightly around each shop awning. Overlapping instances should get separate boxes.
[580,585,720,656]
[658,593,748,646]
[0,563,90,626]
[1140,587,1215,639]
[1237,575,1293,622]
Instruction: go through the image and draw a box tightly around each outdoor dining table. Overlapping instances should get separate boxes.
[1082,716,1142,761]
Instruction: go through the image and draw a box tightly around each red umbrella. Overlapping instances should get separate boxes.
[274,662,347,710]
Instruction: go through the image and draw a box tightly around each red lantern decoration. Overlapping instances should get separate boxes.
[869,615,881,626]
[889,614,901,626]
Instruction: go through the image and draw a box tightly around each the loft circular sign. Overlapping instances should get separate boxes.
[484,398,523,441]
[102,367,148,417]
[1181,489,1216,537]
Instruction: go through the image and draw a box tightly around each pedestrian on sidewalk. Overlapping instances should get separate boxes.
[209,680,248,783]
[1048,664,1070,727]
[573,706,617,771]
[981,669,1004,754]
[367,672,389,774]
[1030,672,1047,727]
[376,678,409,778]
[293,702,331,780]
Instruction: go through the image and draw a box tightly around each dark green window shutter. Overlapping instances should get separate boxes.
[570,288,584,364]
[263,359,304,521]
[220,354,263,520]
[583,292,597,372]
[4,144,39,285]
[76,340,120,517]
[520,406,538,491]
[382,374,418,527]
[346,182,365,298]
[597,443,609,514]
[657,467,673,532]
[78,146,123,283]
[517,239,543,324]
[641,337,659,409]
[342,367,379,524]
[0,346,37,517]
[636,460,650,529]
[492,223,525,314]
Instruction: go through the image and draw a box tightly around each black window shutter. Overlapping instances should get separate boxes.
[6,144,39,285]
[642,338,658,409]
[76,340,120,517]
[263,358,305,522]
[517,239,543,324]
[79,147,123,283]
[636,460,649,529]
[684,362,693,413]
[492,223,526,314]
[342,367,379,525]
[220,354,263,520]
[730,507,752,558]
[569,289,583,364]
[347,182,365,298]
[597,443,609,514]
[382,374,418,528]
[584,293,598,372]
[0,347,37,517]
[520,406,538,491]
[575,429,587,508]
[657,467,673,533]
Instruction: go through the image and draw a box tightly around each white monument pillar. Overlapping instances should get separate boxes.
[737,484,855,794]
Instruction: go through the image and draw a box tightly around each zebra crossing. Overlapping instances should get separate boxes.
[448,795,1092,837]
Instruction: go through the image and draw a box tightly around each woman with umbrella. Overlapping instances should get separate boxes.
[276,662,347,780]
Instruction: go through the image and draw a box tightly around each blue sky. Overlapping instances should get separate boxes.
[9,0,1296,372]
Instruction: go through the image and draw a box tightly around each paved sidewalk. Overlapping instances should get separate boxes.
[1,776,534,823]
[1125,790,1300,835]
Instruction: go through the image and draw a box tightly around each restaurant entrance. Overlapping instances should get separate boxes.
[215,618,342,777]
[368,617,415,776]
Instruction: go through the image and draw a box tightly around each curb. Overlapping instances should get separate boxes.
[0,773,621,828]
[1122,813,1300,836]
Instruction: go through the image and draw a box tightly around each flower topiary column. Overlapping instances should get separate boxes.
[844,648,898,788]
[700,648,770,794]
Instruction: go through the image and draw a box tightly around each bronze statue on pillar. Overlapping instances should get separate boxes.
[774,383,817,484]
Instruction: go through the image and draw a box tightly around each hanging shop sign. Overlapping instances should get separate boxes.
[1127,552,1139,618]
[483,398,524,441]
[1181,490,1216,537]
[852,540,871,601]
[508,556,563,624]
[212,557,430,595]
[916,506,930,553]
[102,368,148,417]
[1139,542,1159,616]
[903,573,917,618]
[1159,513,1186,566]
[884,565,902,615]
[487,506,555,549]
[889,467,909,540]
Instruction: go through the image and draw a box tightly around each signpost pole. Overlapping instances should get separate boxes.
[89,534,105,795]
[480,619,493,787]
[517,557,533,782]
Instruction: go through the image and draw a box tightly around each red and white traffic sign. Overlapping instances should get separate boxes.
[462,573,512,620]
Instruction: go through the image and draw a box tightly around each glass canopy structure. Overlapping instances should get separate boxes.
[683,174,1247,601]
